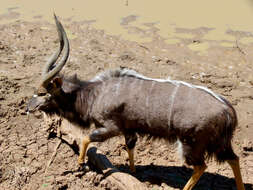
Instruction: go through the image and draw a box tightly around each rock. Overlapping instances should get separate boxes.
[242,139,253,152]
[211,78,235,88]
[119,51,135,61]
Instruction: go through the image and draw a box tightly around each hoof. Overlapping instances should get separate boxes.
[78,158,85,165]
[77,163,89,172]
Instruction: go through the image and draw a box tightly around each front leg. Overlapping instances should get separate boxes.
[124,132,137,173]
[78,136,91,165]
[78,123,120,165]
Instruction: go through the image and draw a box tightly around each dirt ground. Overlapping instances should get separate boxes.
[0,18,253,190]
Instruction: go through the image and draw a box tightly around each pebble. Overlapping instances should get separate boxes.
[242,139,253,152]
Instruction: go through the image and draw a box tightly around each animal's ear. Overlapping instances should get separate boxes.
[52,77,63,88]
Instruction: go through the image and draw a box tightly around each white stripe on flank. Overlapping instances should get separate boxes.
[145,81,155,127]
[120,69,224,102]
[90,68,224,103]
[167,83,179,127]
[138,79,144,92]
[130,77,138,89]
[146,81,155,108]
[115,78,122,96]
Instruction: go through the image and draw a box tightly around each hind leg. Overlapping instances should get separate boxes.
[180,140,207,190]
[183,164,207,190]
[227,158,245,190]
[124,132,137,173]
[217,145,245,190]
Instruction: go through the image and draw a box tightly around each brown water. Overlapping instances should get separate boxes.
[1,0,253,45]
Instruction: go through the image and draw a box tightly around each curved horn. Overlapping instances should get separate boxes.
[41,14,70,88]
[42,14,64,76]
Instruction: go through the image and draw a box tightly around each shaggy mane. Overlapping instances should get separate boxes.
[89,67,137,82]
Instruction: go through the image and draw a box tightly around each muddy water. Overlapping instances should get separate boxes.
[1,0,253,46]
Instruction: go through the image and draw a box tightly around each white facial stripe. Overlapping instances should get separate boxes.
[33,94,38,98]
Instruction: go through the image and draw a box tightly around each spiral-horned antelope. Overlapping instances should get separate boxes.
[27,15,245,190]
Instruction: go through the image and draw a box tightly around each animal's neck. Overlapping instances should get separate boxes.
[63,82,97,125]
[56,90,77,117]
[52,91,86,127]
[74,83,96,119]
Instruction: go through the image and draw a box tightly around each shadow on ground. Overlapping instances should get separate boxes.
[116,164,253,190]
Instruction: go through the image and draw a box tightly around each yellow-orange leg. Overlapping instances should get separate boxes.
[126,147,136,173]
[227,159,245,190]
[78,136,91,165]
[183,164,207,190]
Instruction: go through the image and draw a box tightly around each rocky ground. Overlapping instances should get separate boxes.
[0,18,253,189]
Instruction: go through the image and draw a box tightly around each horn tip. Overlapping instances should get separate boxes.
[53,13,57,20]
[53,13,61,33]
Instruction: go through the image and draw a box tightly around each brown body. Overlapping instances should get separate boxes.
[87,76,235,162]
[27,16,245,190]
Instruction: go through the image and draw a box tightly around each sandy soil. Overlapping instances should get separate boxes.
[0,19,253,190]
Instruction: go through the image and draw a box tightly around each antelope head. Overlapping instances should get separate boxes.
[27,15,70,113]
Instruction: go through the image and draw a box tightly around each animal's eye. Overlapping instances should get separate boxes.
[37,86,48,96]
